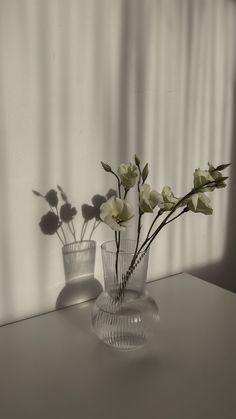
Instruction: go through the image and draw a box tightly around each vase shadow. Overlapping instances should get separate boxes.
[56,276,103,310]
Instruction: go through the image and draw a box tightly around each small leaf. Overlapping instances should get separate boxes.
[134,155,140,166]
[217,176,229,182]
[141,163,149,183]
[101,161,112,172]
[215,163,231,171]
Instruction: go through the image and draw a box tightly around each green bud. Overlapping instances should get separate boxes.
[141,163,149,183]
[134,154,140,166]
[101,161,112,172]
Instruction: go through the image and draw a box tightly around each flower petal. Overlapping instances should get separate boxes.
[103,215,125,231]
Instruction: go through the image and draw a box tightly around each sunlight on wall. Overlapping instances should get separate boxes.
[0,0,235,325]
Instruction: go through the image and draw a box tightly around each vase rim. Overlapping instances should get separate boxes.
[101,239,148,255]
[62,240,96,254]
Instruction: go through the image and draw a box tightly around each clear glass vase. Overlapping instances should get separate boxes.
[92,239,159,350]
[56,240,102,309]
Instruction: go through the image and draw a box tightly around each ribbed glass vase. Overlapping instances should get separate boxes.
[92,239,159,350]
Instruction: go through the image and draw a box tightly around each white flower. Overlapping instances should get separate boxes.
[140,184,162,213]
[118,163,138,190]
[158,186,180,211]
[193,168,217,192]
[100,197,134,231]
[187,193,213,215]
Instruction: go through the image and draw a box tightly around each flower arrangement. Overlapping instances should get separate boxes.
[100,157,230,301]
[32,186,112,245]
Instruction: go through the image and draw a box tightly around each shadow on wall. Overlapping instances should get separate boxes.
[188,80,236,293]
[55,191,117,309]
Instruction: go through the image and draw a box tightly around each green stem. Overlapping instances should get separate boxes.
[133,165,142,258]
[111,170,122,198]
[114,231,120,284]
[146,209,163,239]
[123,189,128,200]
[165,207,189,225]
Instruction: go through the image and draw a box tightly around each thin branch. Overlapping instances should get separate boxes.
[146,209,163,239]
[111,170,122,198]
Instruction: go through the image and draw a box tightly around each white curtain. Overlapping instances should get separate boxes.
[0,0,235,325]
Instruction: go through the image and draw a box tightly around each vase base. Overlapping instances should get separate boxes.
[92,291,159,350]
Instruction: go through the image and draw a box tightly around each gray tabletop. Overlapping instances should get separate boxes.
[0,273,236,419]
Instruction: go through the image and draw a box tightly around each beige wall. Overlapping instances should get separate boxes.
[0,0,235,325]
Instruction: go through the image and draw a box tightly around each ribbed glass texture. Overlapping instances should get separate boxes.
[92,240,159,350]
[62,240,96,282]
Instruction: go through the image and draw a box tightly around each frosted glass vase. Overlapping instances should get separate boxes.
[92,240,159,350]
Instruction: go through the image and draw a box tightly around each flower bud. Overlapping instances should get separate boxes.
[118,163,138,189]
[134,155,140,166]
[141,163,149,183]
[101,161,112,172]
